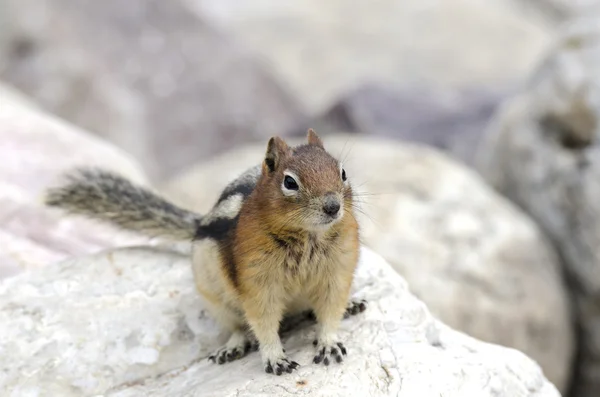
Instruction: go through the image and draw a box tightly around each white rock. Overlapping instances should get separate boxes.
[0,84,151,279]
[0,245,560,397]
[162,134,574,392]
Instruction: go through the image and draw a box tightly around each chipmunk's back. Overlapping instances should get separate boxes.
[194,165,261,241]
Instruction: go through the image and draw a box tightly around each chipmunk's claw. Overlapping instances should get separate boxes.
[265,357,299,375]
[313,341,347,365]
[343,299,367,319]
[208,332,258,364]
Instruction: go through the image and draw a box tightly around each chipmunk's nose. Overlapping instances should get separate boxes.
[323,195,341,217]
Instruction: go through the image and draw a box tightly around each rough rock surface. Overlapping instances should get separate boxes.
[476,12,600,397]
[0,0,306,180]
[0,84,150,279]
[162,134,574,392]
[194,0,551,113]
[0,245,560,397]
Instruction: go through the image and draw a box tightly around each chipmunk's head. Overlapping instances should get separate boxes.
[260,129,352,232]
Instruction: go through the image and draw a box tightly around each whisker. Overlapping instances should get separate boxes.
[337,137,351,165]
[341,139,357,165]
[346,202,382,230]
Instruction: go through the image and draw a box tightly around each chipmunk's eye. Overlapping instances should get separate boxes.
[283,175,299,190]
[341,168,347,182]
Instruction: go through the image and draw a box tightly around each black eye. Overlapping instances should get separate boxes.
[284,175,299,190]
[341,168,347,181]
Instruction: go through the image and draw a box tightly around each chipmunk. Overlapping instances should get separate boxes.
[44,129,366,375]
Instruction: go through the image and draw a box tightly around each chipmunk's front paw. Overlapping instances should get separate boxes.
[208,332,258,364]
[312,340,347,365]
[265,356,300,375]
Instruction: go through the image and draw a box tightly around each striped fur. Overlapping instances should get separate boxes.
[45,168,200,240]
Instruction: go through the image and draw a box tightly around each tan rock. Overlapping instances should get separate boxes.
[162,134,574,393]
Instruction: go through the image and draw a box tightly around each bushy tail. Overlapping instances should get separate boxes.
[44,167,201,240]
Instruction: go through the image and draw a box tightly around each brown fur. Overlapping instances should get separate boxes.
[192,130,360,374]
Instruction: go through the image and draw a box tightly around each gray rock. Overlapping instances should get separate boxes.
[486,0,600,27]
[162,134,574,393]
[525,0,600,21]
[306,85,510,166]
[0,0,306,181]
[0,245,561,397]
[476,12,600,397]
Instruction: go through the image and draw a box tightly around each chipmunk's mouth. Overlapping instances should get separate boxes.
[318,211,343,225]
[306,212,342,232]
[305,196,343,230]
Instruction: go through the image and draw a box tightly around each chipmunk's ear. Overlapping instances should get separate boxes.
[307,128,324,148]
[264,136,289,172]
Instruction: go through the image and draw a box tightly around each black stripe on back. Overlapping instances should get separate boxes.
[195,216,240,289]
[216,182,255,204]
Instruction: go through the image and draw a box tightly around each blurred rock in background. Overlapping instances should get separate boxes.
[0,83,150,279]
[521,0,600,21]
[307,85,508,166]
[192,0,557,165]
[193,0,551,111]
[0,0,554,181]
[477,9,600,397]
[0,0,307,181]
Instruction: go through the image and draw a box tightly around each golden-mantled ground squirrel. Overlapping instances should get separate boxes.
[45,129,366,375]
